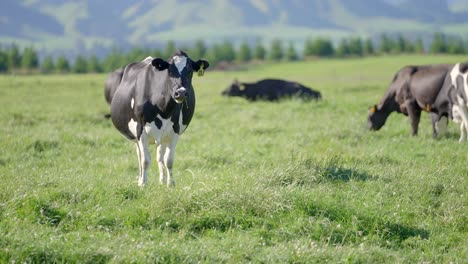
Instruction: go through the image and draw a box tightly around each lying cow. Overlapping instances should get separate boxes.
[222,79,321,101]
[431,63,468,142]
[110,51,209,187]
[367,64,453,137]
[104,57,154,118]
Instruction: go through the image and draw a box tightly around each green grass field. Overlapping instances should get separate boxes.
[0,55,466,263]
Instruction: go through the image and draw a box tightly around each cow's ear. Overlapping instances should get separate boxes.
[151,58,169,71]
[193,60,210,76]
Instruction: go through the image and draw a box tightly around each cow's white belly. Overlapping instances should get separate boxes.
[127,115,177,144]
[145,115,176,144]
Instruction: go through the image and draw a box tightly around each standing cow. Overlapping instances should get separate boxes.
[111,51,209,187]
[431,63,468,142]
[367,64,453,137]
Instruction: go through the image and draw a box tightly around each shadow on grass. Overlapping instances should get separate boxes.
[298,200,430,247]
[267,155,375,187]
[316,156,373,182]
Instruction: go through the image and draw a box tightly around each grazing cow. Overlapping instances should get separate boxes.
[431,63,468,142]
[110,51,209,187]
[222,79,321,101]
[367,64,454,137]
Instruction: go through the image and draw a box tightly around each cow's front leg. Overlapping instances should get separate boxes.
[458,105,468,143]
[406,101,421,136]
[459,122,467,143]
[156,144,167,185]
[165,136,179,187]
[431,113,448,138]
[136,134,151,187]
[430,113,439,138]
[135,143,142,182]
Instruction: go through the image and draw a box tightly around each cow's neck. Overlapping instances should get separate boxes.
[380,89,399,111]
[148,72,179,119]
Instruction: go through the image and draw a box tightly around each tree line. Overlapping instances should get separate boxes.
[0,33,466,74]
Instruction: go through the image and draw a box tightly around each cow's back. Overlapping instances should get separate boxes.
[250,79,319,100]
[409,65,453,106]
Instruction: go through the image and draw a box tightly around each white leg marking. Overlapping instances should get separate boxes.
[135,143,142,182]
[156,144,167,185]
[137,133,151,186]
[165,135,179,187]
[460,122,466,143]
[458,105,468,143]
[131,98,134,109]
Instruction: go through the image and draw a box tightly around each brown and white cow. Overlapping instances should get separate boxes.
[367,64,454,137]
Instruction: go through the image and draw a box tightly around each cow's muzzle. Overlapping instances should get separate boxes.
[174,87,187,103]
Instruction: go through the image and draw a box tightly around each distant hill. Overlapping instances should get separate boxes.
[1,0,467,58]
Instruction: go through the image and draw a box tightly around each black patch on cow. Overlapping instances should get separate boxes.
[171,109,180,134]
[155,116,163,129]
[459,63,468,74]
[152,58,169,71]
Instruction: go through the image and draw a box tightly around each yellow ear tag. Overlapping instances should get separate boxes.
[370,106,376,113]
[426,104,431,112]
[197,64,204,77]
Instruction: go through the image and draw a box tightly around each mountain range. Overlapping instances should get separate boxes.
[1,0,467,57]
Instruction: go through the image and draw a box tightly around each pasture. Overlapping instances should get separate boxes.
[0,55,466,263]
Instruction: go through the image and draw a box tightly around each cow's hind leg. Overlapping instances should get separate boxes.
[407,101,421,136]
[136,134,151,186]
[156,144,167,185]
[458,109,468,143]
[456,101,468,142]
[164,135,179,187]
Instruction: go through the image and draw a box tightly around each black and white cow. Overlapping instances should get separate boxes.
[450,63,468,142]
[433,63,468,142]
[222,79,321,101]
[110,51,209,187]
[367,64,454,137]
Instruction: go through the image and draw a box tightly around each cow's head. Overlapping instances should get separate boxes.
[367,104,387,130]
[151,50,209,103]
[222,79,244,97]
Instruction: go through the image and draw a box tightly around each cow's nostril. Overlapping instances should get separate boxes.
[175,92,180,97]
